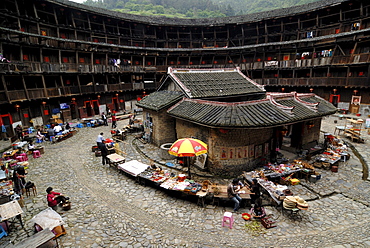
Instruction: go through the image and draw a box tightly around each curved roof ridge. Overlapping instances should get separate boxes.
[293,92,320,111]
[266,94,295,114]
[168,67,192,97]
[177,98,270,106]
[236,67,265,92]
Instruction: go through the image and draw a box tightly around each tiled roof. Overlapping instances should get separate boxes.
[167,93,336,128]
[136,91,183,111]
[168,68,265,98]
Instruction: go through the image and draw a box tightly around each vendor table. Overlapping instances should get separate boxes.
[6,228,57,248]
[0,200,27,235]
[107,153,125,167]
[257,179,282,206]
[243,173,284,206]
[117,160,149,177]
[2,150,17,159]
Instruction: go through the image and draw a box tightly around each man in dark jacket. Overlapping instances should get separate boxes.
[100,143,110,166]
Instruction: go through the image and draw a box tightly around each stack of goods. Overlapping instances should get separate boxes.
[296,198,308,210]
[283,196,297,209]
[283,196,309,210]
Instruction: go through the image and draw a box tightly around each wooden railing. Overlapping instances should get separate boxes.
[46,88,62,97]
[8,90,27,101]
[28,89,45,99]
[262,77,366,87]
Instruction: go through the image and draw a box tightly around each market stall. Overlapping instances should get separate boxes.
[107,153,126,167]
[117,160,149,177]
[31,208,66,238]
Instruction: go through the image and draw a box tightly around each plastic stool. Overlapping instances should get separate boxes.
[20,153,28,161]
[49,136,55,143]
[86,123,91,127]
[33,150,41,158]
[36,138,43,143]
[28,128,33,134]
[77,123,83,128]
[0,225,8,238]
[222,212,234,229]
[16,156,26,162]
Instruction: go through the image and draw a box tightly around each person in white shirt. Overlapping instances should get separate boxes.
[96,132,105,149]
[53,125,62,134]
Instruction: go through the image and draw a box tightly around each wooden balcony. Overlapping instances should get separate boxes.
[263,77,366,87]
[143,83,156,89]
[46,88,62,97]
[347,77,369,86]
[64,86,80,95]
[28,88,45,99]
[0,62,30,73]
[80,85,94,94]
[332,56,351,64]
[133,82,144,90]
[351,54,370,64]
[121,83,133,90]
[107,84,122,91]
[8,90,27,101]
[95,85,107,92]
[0,91,8,103]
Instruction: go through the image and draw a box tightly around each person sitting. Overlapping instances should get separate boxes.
[28,141,36,152]
[227,178,243,213]
[250,204,266,219]
[46,187,68,211]
[47,127,55,140]
[53,124,62,134]
[36,129,45,141]
[65,122,71,130]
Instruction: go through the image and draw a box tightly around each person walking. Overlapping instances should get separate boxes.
[111,114,117,129]
[102,112,108,126]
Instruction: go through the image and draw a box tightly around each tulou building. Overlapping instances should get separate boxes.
[0,0,369,138]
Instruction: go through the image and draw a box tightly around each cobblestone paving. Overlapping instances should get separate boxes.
[0,114,370,248]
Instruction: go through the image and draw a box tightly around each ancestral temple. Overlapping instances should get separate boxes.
[136,68,337,176]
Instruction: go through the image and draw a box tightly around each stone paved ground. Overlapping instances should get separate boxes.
[0,114,369,248]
